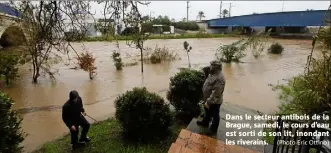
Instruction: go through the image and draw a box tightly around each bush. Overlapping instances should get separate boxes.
[112,52,123,70]
[0,52,20,85]
[76,51,97,80]
[0,91,25,153]
[115,87,173,141]
[172,22,199,31]
[268,42,284,54]
[143,46,180,64]
[216,39,248,63]
[166,69,205,122]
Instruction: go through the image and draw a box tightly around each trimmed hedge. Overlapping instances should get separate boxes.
[115,87,173,141]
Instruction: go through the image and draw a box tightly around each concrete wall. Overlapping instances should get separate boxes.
[196,22,208,31]
[206,27,232,34]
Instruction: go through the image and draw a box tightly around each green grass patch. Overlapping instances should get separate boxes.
[33,118,185,153]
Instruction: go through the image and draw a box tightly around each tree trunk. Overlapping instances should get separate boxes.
[89,70,93,80]
[32,64,40,83]
[5,76,9,85]
[140,48,144,73]
[187,52,191,68]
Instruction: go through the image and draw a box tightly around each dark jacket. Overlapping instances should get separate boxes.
[62,91,85,128]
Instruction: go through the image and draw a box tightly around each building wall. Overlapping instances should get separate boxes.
[251,26,265,33]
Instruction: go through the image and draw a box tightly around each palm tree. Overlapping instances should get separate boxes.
[197,11,205,21]
[222,9,229,18]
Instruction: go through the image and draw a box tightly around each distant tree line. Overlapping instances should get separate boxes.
[141,15,200,32]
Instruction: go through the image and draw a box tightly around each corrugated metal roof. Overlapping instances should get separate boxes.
[208,10,330,27]
[0,3,21,18]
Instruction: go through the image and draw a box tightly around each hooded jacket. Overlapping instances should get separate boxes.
[202,70,225,105]
[62,90,85,128]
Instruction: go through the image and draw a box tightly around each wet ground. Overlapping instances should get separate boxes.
[0,38,314,152]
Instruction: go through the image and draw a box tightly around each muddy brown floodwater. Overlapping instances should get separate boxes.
[0,38,314,152]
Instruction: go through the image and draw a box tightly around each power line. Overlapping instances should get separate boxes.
[186,1,189,22]
[282,1,285,12]
[220,1,223,18]
[229,3,233,17]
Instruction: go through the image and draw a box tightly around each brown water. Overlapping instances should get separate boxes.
[0,38,313,152]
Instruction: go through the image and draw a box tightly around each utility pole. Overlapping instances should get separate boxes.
[186,1,189,22]
[220,1,223,18]
[229,3,233,17]
[282,1,285,12]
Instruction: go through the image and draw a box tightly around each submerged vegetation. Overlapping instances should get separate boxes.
[273,25,331,116]
[268,42,284,54]
[112,52,123,70]
[215,39,248,63]
[76,52,97,80]
[247,30,271,58]
[183,41,192,68]
[143,45,180,64]
[263,11,331,145]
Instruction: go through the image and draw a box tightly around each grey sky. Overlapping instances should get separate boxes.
[91,1,330,21]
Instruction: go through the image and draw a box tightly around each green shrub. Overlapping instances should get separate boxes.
[216,39,248,63]
[112,52,123,70]
[143,46,180,64]
[172,22,199,31]
[150,54,161,64]
[268,42,284,54]
[0,91,25,153]
[115,87,172,141]
[0,52,20,85]
[166,69,205,122]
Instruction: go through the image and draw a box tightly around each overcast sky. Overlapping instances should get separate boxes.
[91,1,331,21]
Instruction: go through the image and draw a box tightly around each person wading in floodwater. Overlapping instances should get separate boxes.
[62,90,91,150]
[197,60,225,134]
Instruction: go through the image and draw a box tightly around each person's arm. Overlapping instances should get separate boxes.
[62,105,73,128]
[206,79,225,105]
[79,97,85,113]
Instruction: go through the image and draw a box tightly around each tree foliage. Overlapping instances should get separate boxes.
[0,91,25,153]
[246,30,271,58]
[10,1,93,83]
[99,1,151,73]
[197,11,205,21]
[76,51,97,80]
[0,52,20,86]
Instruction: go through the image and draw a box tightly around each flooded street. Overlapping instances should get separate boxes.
[0,38,313,152]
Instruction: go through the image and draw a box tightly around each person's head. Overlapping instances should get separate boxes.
[202,66,210,77]
[209,60,222,74]
[69,90,79,102]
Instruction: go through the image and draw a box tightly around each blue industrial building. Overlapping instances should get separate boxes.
[202,10,330,34]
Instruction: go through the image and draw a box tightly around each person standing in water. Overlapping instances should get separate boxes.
[62,90,91,149]
[197,60,225,134]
